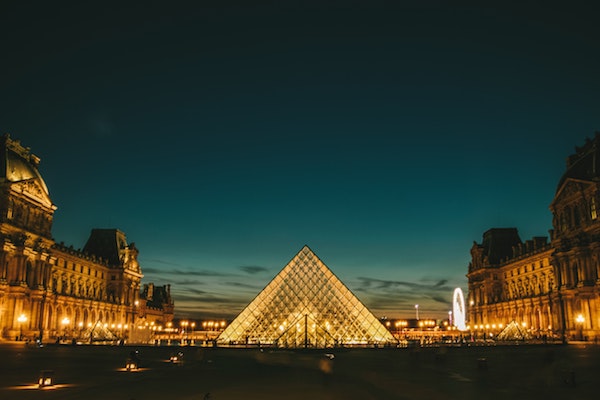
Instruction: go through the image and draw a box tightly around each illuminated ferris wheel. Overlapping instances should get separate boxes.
[453,288,467,331]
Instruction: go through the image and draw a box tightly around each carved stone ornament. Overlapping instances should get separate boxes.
[556,181,589,205]
[13,180,53,207]
[10,232,29,247]
[32,238,48,252]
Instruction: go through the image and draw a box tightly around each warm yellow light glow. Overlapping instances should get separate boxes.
[126,362,138,371]
[38,377,53,386]
[17,314,27,323]
[576,314,585,324]
[61,317,70,326]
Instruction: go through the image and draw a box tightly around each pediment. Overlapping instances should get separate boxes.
[10,178,55,209]
[552,178,594,207]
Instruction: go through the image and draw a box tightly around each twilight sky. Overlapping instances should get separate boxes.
[1,2,599,320]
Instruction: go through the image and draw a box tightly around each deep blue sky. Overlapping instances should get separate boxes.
[2,1,599,320]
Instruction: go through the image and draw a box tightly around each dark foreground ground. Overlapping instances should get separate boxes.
[0,342,598,400]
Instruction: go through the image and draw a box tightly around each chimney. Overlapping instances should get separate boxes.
[147,283,154,301]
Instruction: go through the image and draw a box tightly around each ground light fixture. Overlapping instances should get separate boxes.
[38,370,54,388]
[126,361,138,371]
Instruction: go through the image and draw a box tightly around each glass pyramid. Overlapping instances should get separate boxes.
[217,246,397,348]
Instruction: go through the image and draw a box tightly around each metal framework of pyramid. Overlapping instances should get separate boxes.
[496,320,533,341]
[217,246,397,348]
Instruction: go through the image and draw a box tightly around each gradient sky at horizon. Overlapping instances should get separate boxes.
[2,2,599,320]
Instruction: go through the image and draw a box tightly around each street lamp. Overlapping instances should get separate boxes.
[180,320,188,344]
[17,314,27,341]
[415,304,419,320]
[576,314,585,341]
[61,317,70,341]
[130,300,139,342]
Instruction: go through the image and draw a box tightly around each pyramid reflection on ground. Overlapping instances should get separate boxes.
[217,245,397,348]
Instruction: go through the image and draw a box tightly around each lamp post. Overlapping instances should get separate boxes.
[180,320,188,344]
[17,314,27,341]
[130,300,139,343]
[576,314,585,341]
[61,317,70,341]
[78,322,84,340]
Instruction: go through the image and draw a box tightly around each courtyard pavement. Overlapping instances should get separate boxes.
[0,341,598,399]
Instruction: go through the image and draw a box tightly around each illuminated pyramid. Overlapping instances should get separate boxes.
[217,246,396,348]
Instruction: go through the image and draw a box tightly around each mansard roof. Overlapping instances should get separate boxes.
[480,228,522,265]
[0,134,53,208]
[83,228,129,266]
[0,134,49,192]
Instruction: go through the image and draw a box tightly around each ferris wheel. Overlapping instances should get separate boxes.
[452,288,467,331]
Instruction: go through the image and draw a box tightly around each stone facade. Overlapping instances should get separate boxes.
[468,134,600,341]
[0,134,173,342]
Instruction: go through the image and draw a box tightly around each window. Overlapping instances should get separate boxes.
[591,197,598,220]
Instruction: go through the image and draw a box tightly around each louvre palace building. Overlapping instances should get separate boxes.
[468,133,600,342]
[0,134,173,342]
